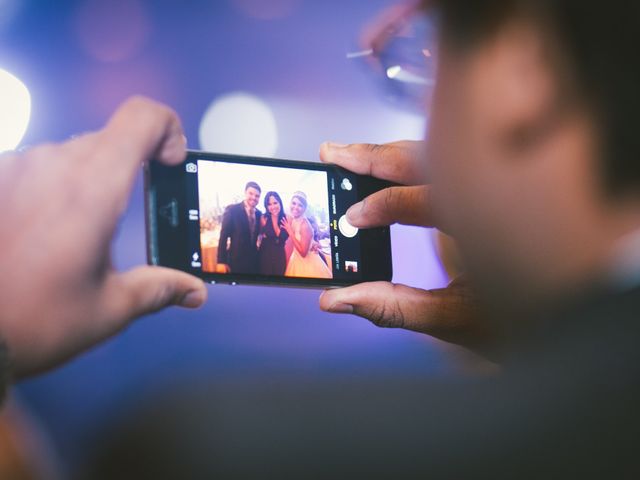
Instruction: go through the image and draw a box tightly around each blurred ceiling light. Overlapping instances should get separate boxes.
[199,92,278,157]
[74,0,151,63]
[386,65,402,79]
[231,0,300,20]
[386,65,431,85]
[0,68,31,153]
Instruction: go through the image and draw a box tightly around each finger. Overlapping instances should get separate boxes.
[346,185,433,228]
[359,3,416,55]
[88,96,187,199]
[98,266,207,330]
[319,140,426,185]
[319,281,482,344]
[102,96,187,167]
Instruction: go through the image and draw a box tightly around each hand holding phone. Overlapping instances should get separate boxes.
[318,141,493,358]
[0,97,206,378]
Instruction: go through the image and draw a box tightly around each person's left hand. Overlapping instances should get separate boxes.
[0,96,207,378]
[318,141,495,358]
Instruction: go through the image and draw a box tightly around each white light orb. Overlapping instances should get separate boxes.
[199,92,278,157]
[0,68,31,153]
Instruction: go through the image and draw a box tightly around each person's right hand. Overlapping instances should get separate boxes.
[318,141,495,358]
[0,97,208,379]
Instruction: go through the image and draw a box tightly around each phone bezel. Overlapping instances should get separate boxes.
[144,150,393,288]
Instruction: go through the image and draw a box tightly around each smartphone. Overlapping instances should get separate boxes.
[144,150,392,288]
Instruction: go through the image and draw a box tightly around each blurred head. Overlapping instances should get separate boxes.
[290,192,308,219]
[264,191,284,220]
[423,1,640,311]
[244,181,262,209]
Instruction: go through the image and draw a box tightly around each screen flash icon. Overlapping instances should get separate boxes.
[191,252,202,268]
[340,178,353,191]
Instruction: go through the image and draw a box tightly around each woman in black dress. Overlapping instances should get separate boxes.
[258,191,289,275]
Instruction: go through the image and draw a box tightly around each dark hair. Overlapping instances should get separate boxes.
[245,181,261,193]
[263,191,286,224]
[426,0,640,195]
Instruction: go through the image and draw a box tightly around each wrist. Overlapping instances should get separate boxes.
[0,337,12,405]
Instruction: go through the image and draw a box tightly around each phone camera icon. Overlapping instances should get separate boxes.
[185,163,198,173]
[340,178,353,191]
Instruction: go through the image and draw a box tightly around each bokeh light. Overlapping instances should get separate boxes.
[0,68,31,153]
[73,0,151,63]
[199,92,279,157]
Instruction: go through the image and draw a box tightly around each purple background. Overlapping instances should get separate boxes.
[1,0,451,474]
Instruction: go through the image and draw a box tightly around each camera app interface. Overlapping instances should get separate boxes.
[185,157,362,281]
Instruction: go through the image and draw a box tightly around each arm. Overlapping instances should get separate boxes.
[281,217,312,257]
[217,206,233,268]
[0,339,8,404]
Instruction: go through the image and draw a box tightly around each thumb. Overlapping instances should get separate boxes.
[100,266,207,328]
[319,281,483,344]
[345,185,433,228]
[319,282,438,331]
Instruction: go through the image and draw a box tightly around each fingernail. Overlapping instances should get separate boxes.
[326,141,349,149]
[328,303,354,314]
[180,289,205,308]
[346,202,362,221]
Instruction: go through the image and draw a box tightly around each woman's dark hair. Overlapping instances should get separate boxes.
[427,0,640,195]
[264,191,286,225]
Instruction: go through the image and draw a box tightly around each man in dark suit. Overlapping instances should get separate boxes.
[216,181,262,275]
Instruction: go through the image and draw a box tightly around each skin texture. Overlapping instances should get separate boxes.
[0,97,207,378]
[319,17,640,356]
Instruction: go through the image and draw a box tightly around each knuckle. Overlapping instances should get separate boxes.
[363,143,385,154]
[120,96,173,126]
[123,95,154,110]
[27,142,61,161]
[367,286,406,329]
[380,187,401,218]
[383,186,397,207]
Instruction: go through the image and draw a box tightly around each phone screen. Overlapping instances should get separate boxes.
[172,153,369,285]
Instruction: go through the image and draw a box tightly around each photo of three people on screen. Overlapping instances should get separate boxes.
[198,162,333,279]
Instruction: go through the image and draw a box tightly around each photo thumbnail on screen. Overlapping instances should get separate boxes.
[197,160,333,279]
